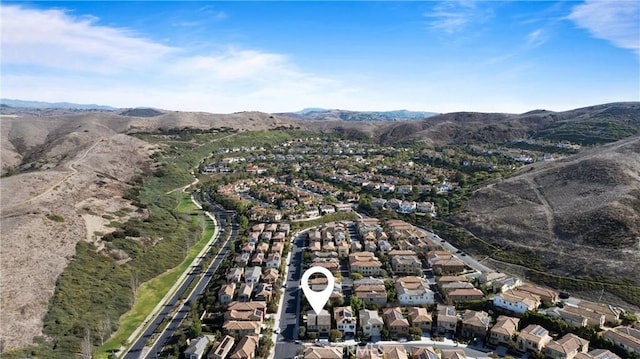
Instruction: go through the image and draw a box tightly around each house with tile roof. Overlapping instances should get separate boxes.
[489,315,519,346]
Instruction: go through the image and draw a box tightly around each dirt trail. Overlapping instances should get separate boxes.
[524,176,556,242]
[7,138,103,208]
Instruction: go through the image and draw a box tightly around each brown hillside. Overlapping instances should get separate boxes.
[452,136,640,284]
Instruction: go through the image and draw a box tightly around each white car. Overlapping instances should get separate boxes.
[275,328,281,334]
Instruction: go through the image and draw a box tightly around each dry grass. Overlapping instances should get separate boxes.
[453,136,640,288]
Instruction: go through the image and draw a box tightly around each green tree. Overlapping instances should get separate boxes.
[329,329,343,342]
[349,297,365,316]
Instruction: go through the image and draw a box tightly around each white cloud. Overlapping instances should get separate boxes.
[568,0,640,55]
[424,1,492,34]
[526,28,548,48]
[0,4,348,112]
[0,5,174,73]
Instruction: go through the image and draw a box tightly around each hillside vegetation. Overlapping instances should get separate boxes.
[452,136,640,303]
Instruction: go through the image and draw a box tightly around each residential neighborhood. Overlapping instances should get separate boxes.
[175,136,639,359]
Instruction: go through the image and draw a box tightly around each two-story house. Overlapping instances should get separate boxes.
[335,306,357,337]
[307,309,331,336]
[461,310,490,339]
[492,289,541,314]
[489,315,519,347]
[544,333,590,359]
[396,276,435,305]
[436,305,458,335]
[218,283,236,305]
[408,307,432,334]
[359,309,384,338]
[383,307,410,339]
[229,335,259,359]
[517,324,552,353]
[245,266,261,284]
[207,335,235,359]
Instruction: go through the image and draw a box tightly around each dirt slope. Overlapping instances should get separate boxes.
[0,114,155,349]
[452,136,640,283]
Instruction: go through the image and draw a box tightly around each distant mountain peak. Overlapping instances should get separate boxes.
[0,98,116,111]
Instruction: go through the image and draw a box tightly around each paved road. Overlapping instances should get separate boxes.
[124,204,236,359]
[273,231,306,359]
[417,226,494,275]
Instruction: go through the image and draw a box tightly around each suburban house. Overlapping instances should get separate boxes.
[237,283,253,302]
[229,335,259,359]
[253,283,273,302]
[411,346,439,359]
[245,266,262,284]
[389,250,422,274]
[602,326,640,355]
[574,349,621,359]
[226,301,266,320]
[492,276,523,293]
[383,307,410,339]
[408,307,433,333]
[223,321,261,338]
[440,349,468,359]
[356,348,383,359]
[265,253,281,268]
[576,300,622,326]
[396,276,435,305]
[303,347,343,359]
[306,309,331,336]
[207,335,235,359]
[461,310,490,339]
[227,268,244,283]
[446,288,484,304]
[354,282,388,307]
[517,285,558,305]
[431,257,466,275]
[218,283,236,305]
[436,305,458,335]
[544,333,590,359]
[382,345,408,359]
[262,268,279,284]
[360,309,384,338]
[335,306,357,337]
[549,305,605,328]
[517,324,552,353]
[349,252,384,276]
[184,336,213,359]
[489,315,520,347]
[492,289,541,314]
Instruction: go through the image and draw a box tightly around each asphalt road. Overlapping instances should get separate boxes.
[273,231,306,359]
[124,203,236,359]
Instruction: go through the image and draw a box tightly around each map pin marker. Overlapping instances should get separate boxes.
[301,266,335,315]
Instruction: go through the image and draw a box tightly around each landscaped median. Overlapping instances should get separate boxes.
[96,193,216,359]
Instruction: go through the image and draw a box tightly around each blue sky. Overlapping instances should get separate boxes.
[1,1,638,113]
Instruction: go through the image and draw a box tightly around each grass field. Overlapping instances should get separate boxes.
[96,193,215,358]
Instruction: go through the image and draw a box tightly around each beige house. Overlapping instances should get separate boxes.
[489,315,519,346]
[207,335,235,359]
[360,309,384,338]
[517,324,552,353]
[223,321,261,338]
[349,252,384,276]
[544,333,589,359]
[411,346,439,359]
[356,348,383,359]
[517,285,558,305]
[383,307,410,339]
[447,288,484,304]
[219,283,236,305]
[408,307,432,333]
[229,335,259,359]
[303,347,343,359]
[382,345,408,359]
[440,349,467,359]
[602,326,640,355]
[436,305,458,334]
[307,309,331,335]
[461,310,490,339]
